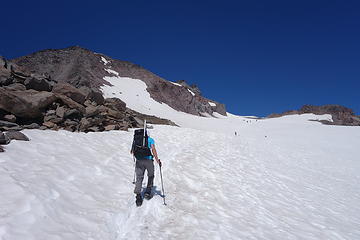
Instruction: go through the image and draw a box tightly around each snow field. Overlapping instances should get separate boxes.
[1,121,360,239]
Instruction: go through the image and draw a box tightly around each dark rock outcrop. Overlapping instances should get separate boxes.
[24,75,54,91]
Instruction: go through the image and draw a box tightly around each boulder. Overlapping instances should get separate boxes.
[0,88,57,118]
[5,131,30,141]
[104,125,118,131]
[79,86,105,105]
[0,60,12,86]
[0,145,4,152]
[64,119,78,132]
[105,98,126,112]
[64,109,82,120]
[64,119,78,126]
[4,83,26,91]
[24,76,53,92]
[0,131,10,145]
[87,126,101,132]
[4,115,16,123]
[43,121,55,128]
[85,105,100,117]
[0,76,12,86]
[0,120,18,128]
[55,94,85,114]
[56,106,66,118]
[52,83,86,104]
[2,126,23,131]
[46,109,56,115]
[23,123,40,129]
[107,109,124,119]
[90,88,105,105]
[79,118,91,131]
[84,99,93,107]
[44,115,63,124]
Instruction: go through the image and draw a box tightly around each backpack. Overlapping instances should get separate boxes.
[132,129,153,160]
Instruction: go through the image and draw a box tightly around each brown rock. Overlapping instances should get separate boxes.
[64,109,82,120]
[23,123,40,129]
[84,99,93,107]
[0,61,12,86]
[0,88,57,118]
[79,86,104,105]
[87,126,100,132]
[55,94,85,114]
[52,83,86,104]
[43,121,55,128]
[49,117,63,124]
[44,115,57,122]
[105,98,126,112]
[2,126,23,131]
[4,83,26,91]
[24,76,52,91]
[46,109,56,115]
[79,118,91,130]
[64,119,78,126]
[3,115,16,123]
[56,106,66,118]
[5,131,30,141]
[0,120,18,128]
[85,105,100,117]
[107,109,123,119]
[104,125,118,131]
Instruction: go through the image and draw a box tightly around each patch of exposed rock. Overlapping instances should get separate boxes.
[10,46,227,117]
[0,57,176,133]
[268,104,360,126]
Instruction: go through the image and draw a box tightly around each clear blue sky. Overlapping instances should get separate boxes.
[2,0,359,116]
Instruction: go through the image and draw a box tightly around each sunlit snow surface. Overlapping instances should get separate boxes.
[1,75,360,240]
[101,56,109,65]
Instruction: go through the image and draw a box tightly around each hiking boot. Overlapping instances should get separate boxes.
[135,194,143,207]
[144,187,152,200]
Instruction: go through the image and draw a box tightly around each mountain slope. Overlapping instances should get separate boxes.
[1,115,360,239]
[10,46,226,117]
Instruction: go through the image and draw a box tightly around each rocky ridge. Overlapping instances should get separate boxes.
[10,46,227,117]
[268,105,360,126]
[0,56,175,136]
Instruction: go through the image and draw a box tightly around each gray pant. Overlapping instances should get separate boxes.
[134,159,154,194]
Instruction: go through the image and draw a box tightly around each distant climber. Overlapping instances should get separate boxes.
[235,131,237,136]
[131,127,161,207]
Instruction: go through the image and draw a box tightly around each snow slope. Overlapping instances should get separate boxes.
[100,75,333,134]
[1,75,360,239]
[1,118,360,239]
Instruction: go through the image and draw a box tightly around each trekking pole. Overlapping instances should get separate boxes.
[132,155,136,184]
[159,164,166,205]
